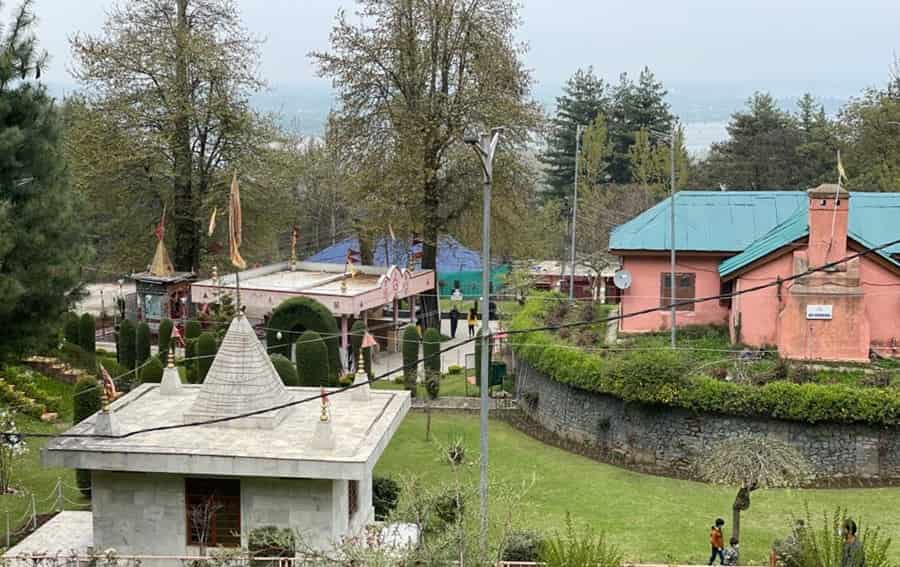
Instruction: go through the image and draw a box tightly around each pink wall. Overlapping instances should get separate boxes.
[619,255,730,333]
[861,256,900,350]
[731,254,793,347]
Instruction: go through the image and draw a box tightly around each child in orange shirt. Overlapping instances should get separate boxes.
[708,518,725,565]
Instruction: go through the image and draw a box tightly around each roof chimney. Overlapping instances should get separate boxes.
[807,184,850,269]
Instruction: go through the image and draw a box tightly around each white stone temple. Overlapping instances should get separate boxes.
[8,315,410,561]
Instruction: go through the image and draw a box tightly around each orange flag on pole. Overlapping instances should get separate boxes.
[228,172,247,270]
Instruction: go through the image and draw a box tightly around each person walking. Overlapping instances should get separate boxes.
[467,307,477,338]
[708,518,725,565]
[449,306,460,339]
[841,519,865,567]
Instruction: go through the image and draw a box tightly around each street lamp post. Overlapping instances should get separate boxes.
[569,124,585,301]
[668,122,677,349]
[464,127,502,553]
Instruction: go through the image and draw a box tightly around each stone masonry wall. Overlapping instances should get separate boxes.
[515,362,900,483]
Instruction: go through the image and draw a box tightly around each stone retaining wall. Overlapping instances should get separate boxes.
[515,361,900,483]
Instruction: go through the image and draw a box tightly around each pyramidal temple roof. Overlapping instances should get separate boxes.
[183,315,291,429]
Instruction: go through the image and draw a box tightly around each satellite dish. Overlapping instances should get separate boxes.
[613,269,632,290]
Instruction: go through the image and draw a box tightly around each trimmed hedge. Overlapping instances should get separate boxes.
[141,355,164,383]
[402,325,419,398]
[78,313,95,353]
[271,353,299,386]
[73,375,101,497]
[136,322,151,368]
[158,319,174,358]
[196,332,217,382]
[266,298,341,378]
[117,319,136,370]
[423,328,442,400]
[63,312,80,346]
[295,330,333,387]
[510,295,900,427]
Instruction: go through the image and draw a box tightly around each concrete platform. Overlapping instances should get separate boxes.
[3,511,93,557]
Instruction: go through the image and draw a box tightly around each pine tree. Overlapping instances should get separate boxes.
[295,330,331,387]
[0,1,90,357]
[541,67,609,204]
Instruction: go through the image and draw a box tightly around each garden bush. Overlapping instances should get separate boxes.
[1,367,62,413]
[78,313,96,353]
[540,514,622,567]
[503,530,545,562]
[266,297,341,373]
[295,330,333,386]
[184,320,202,382]
[402,325,419,398]
[270,353,299,386]
[59,342,95,371]
[434,492,463,526]
[789,506,893,567]
[196,332,217,382]
[373,476,400,521]
[73,375,101,497]
[135,322,151,368]
[248,526,295,558]
[157,319,173,358]
[510,295,900,427]
[117,319,136,371]
[141,355,164,383]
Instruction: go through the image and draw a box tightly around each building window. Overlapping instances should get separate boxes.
[186,478,241,548]
[660,272,695,311]
[348,480,359,521]
[719,280,734,308]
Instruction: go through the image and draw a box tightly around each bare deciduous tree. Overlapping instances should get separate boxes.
[697,435,812,542]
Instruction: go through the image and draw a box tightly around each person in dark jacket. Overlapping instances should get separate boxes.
[449,307,460,339]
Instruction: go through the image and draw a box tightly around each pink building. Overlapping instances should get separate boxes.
[609,186,900,361]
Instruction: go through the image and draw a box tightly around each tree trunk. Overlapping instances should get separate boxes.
[732,485,752,543]
[425,401,432,441]
[172,0,196,273]
[420,178,441,330]
[732,504,741,545]
[359,229,374,265]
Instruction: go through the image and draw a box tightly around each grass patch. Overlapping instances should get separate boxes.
[373,372,479,397]
[376,412,900,565]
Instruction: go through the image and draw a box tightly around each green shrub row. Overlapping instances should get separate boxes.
[509,296,900,427]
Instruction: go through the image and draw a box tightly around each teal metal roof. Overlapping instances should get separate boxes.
[717,208,808,277]
[718,192,900,277]
[609,191,806,253]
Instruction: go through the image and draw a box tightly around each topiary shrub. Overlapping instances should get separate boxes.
[184,320,202,383]
[503,530,545,562]
[63,312,80,346]
[78,313,95,353]
[157,319,173,359]
[373,476,401,521]
[136,322,151,369]
[73,375,102,497]
[423,328,442,400]
[266,297,341,379]
[196,332,217,383]
[270,353,299,386]
[402,325,420,398]
[141,355,164,383]
[117,319,136,372]
[349,320,372,377]
[295,330,333,386]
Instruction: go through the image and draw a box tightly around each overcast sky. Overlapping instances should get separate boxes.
[12,0,900,92]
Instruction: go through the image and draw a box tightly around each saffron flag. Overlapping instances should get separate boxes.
[207,207,217,237]
[837,150,848,186]
[228,172,247,270]
[154,204,167,241]
[99,363,118,401]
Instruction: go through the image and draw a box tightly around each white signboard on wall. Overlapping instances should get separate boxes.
[806,305,833,320]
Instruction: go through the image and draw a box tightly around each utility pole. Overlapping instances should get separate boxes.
[464,127,502,555]
[569,124,585,301]
[669,122,677,348]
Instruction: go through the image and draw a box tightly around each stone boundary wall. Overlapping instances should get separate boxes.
[514,361,900,484]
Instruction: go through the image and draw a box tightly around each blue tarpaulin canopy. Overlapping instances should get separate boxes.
[307,235,482,272]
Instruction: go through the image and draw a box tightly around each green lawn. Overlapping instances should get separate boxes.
[376,412,900,565]
[373,371,477,397]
